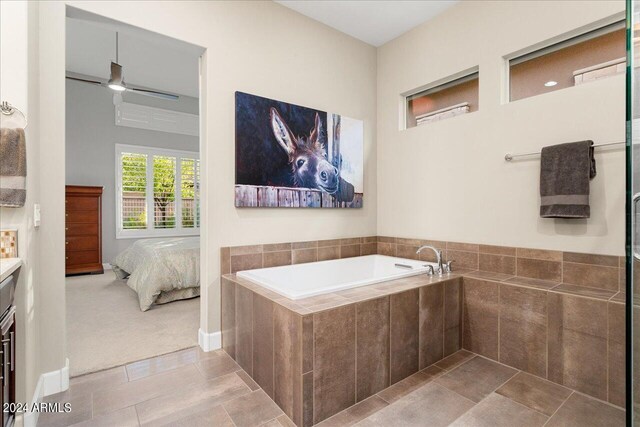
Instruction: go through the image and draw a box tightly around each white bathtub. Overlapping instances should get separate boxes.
[237,254,437,300]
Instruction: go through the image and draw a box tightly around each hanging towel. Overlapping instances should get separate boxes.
[540,140,596,219]
[0,128,27,207]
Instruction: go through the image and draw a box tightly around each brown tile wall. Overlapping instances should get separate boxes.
[372,237,624,294]
[221,275,462,426]
[221,237,378,274]
[356,297,390,401]
[462,276,624,407]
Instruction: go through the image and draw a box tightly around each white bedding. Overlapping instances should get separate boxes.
[111,237,200,311]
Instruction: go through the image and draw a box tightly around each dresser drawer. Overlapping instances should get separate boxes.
[65,223,99,236]
[66,236,99,251]
[65,250,99,266]
[65,210,98,224]
[66,196,99,211]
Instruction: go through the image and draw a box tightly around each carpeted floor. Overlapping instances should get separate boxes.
[66,271,200,377]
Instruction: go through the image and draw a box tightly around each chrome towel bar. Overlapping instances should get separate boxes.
[504,141,624,161]
[0,101,27,129]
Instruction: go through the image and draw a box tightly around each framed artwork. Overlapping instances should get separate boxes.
[235,91,363,208]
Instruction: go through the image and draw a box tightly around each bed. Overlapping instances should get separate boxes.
[111,237,200,311]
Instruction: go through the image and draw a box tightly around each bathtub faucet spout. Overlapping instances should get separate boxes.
[416,245,444,276]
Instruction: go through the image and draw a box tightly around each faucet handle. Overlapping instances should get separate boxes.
[445,261,454,273]
[424,265,435,276]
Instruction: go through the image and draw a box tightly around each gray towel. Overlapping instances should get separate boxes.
[540,140,596,218]
[0,128,26,207]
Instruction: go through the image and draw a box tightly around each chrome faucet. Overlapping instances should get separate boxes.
[416,245,445,275]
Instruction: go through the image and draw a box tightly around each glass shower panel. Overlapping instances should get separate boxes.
[629,0,639,423]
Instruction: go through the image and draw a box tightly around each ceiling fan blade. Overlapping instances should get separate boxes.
[127,87,179,101]
[66,76,104,86]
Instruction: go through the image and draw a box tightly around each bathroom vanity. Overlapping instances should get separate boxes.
[0,272,17,427]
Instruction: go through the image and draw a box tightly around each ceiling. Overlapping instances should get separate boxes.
[66,11,203,98]
[66,1,457,97]
[275,0,459,47]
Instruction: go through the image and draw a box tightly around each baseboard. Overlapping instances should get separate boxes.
[22,375,43,427]
[42,358,69,396]
[102,263,112,271]
[22,359,69,427]
[198,328,221,352]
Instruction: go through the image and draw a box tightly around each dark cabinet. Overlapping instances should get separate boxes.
[65,185,103,276]
[0,272,16,427]
[0,306,14,427]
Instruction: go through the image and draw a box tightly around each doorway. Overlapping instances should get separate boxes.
[63,7,206,376]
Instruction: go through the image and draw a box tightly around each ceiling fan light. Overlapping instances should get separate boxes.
[108,61,126,92]
[108,82,126,91]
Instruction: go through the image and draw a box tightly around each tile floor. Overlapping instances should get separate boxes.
[39,347,625,427]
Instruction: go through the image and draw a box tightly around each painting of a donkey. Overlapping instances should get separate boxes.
[270,107,342,195]
[235,91,363,208]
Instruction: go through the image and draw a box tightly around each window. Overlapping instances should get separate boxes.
[404,70,479,129]
[116,144,199,238]
[509,21,625,102]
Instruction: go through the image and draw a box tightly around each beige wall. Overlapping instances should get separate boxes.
[0,0,42,404]
[38,1,68,378]
[21,0,628,407]
[33,0,378,389]
[377,0,625,256]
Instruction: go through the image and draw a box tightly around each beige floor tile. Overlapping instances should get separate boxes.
[496,372,572,416]
[195,350,242,379]
[449,393,548,427]
[136,372,250,426]
[376,365,442,403]
[154,404,235,427]
[197,347,226,361]
[223,390,284,427]
[362,382,474,427]
[126,347,199,381]
[38,393,93,427]
[68,366,129,397]
[69,406,139,427]
[434,349,475,371]
[275,415,297,427]
[93,364,203,417]
[546,393,625,427]
[315,395,388,427]
[236,370,261,391]
[260,415,297,427]
[434,356,517,402]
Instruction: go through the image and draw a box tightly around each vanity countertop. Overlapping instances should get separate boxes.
[0,258,22,282]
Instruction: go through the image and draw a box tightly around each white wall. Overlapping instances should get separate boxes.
[65,79,199,262]
[0,0,41,407]
[377,0,626,256]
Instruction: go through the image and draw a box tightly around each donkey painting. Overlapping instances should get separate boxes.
[235,91,362,208]
[270,107,341,195]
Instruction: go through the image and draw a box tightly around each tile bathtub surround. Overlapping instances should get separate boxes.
[222,237,378,274]
[224,237,624,295]
[220,236,626,421]
[221,273,463,426]
[461,275,625,407]
[371,237,623,293]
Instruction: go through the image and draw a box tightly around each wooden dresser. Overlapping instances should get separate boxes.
[65,185,103,276]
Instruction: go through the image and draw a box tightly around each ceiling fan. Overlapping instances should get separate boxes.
[66,32,179,101]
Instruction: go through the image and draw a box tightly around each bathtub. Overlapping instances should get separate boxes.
[237,254,437,300]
